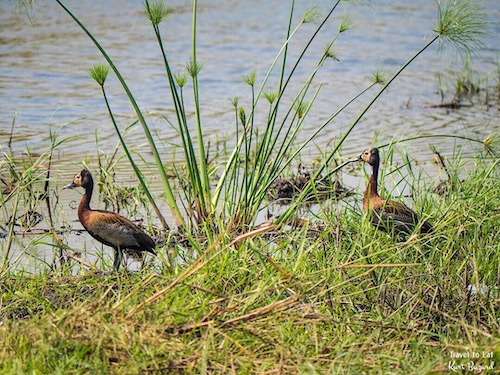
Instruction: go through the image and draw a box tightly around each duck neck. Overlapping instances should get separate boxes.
[365,162,379,200]
[78,181,93,217]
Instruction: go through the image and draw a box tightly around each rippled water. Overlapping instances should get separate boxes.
[0,0,499,271]
[1,1,498,160]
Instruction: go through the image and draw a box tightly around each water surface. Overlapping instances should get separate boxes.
[1,1,498,158]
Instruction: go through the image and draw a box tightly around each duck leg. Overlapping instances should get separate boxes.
[113,247,123,271]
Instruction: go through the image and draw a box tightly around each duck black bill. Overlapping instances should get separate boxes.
[63,181,77,190]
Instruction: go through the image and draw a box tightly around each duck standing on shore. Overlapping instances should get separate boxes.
[357,147,433,236]
[64,169,156,270]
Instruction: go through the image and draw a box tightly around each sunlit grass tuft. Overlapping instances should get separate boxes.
[87,63,109,87]
[435,0,489,57]
[143,0,173,26]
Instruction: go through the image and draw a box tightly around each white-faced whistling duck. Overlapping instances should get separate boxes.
[64,169,156,270]
[358,147,433,236]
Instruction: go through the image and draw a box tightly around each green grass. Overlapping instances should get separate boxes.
[1,149,498,374]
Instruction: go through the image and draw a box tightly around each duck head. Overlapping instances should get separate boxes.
[63,169,93,190]
[357,147,380,166]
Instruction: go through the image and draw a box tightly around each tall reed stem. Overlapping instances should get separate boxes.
[56,0,184,228]
[100,85,170,231]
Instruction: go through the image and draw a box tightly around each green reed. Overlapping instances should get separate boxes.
[214,1,345,227]
[145,0,211,225]
[87,63,170,230]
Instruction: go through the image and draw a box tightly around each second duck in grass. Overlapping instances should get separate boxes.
[358,147,433,236]
[64,169,156,271]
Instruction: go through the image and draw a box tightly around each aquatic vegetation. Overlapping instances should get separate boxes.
[434,53,499,109]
